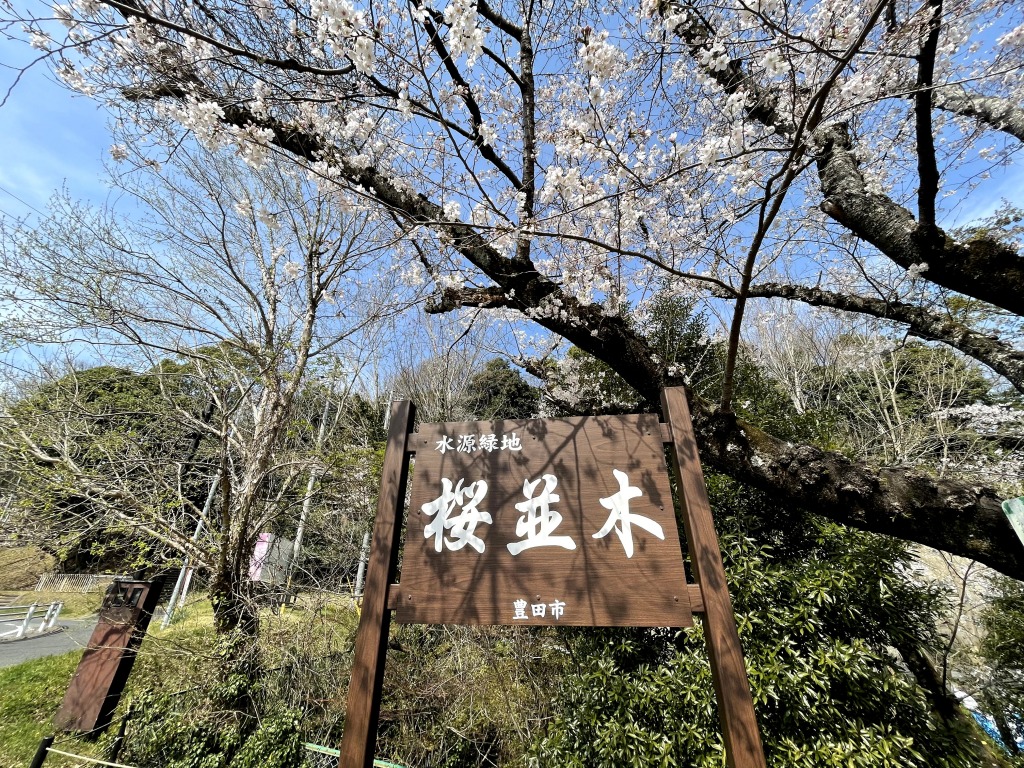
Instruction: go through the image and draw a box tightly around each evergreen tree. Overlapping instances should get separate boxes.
[0,364,207,571]
[979,576,1024,760]
[462,359,540,420]
[537,481,987,767]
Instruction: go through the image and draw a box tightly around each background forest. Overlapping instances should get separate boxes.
[0,0,1023,764]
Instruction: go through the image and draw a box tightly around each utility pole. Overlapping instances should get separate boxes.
[161,472,219,629]
[283,397,333,603]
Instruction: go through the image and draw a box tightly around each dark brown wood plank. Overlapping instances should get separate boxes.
[661,387,766,768]
[338,400,415,768]
[385,583,401,612]
[687,583,704,613]
[396,414,691,627]
[54,579,161,734]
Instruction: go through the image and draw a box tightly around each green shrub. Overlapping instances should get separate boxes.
[121,687,304,768]
[536,478,979,767]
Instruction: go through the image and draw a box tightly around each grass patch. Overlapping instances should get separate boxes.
[0,650,105,768]
[0,547,54,591]
[8,590,104,619]
[161,594,216,630]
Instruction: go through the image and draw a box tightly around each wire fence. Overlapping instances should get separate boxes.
[303,743,408,768]
[30,693,401,768]
[31,734,404,768]
[29,733,132,768]
[34,740,361,768]
[305,742,340,768]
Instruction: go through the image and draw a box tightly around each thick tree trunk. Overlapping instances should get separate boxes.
[208,548,262,716]
[684,401,1024,581]
[209,571,258,636]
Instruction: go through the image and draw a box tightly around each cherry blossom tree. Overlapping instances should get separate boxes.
[4,0,1024,579]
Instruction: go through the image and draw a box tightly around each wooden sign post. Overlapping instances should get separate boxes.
[661,388,765,766]
[55,579,162,734]
[338,389,765,767]
[338,400,415,768]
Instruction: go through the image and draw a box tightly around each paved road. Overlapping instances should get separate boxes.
[0,617,98,669]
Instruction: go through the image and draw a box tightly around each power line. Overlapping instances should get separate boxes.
[0,182,45,217]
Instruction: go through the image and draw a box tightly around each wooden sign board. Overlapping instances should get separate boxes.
[397,414,691,627]
[338,391,765,768]
[54,579,161,734]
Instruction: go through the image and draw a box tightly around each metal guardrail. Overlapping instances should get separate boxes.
[0,601,63,639]
[35,573,123,593]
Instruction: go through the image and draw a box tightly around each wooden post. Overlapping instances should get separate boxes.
[661,387,766,768]
[338,400,415,768]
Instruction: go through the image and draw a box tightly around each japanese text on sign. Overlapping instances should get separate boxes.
[397,414,692,628]
[421,469,665,558]
[512,598,566,621]
[435,432,523,453]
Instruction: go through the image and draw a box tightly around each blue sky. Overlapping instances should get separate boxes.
[0,33,112,222]
[943,147,1024,228]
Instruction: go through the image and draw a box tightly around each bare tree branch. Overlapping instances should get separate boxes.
[425,286,510,313]
[914,0,943,230]
[688,402,1024,581]
[815,122,1024,317]
[935,88,1024,142]
[743,282,1024,392]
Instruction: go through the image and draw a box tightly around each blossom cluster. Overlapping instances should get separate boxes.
[443,0,485,66]
[309,0,374,73]
[19,0,1024,413]
[932,403,1024,434]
